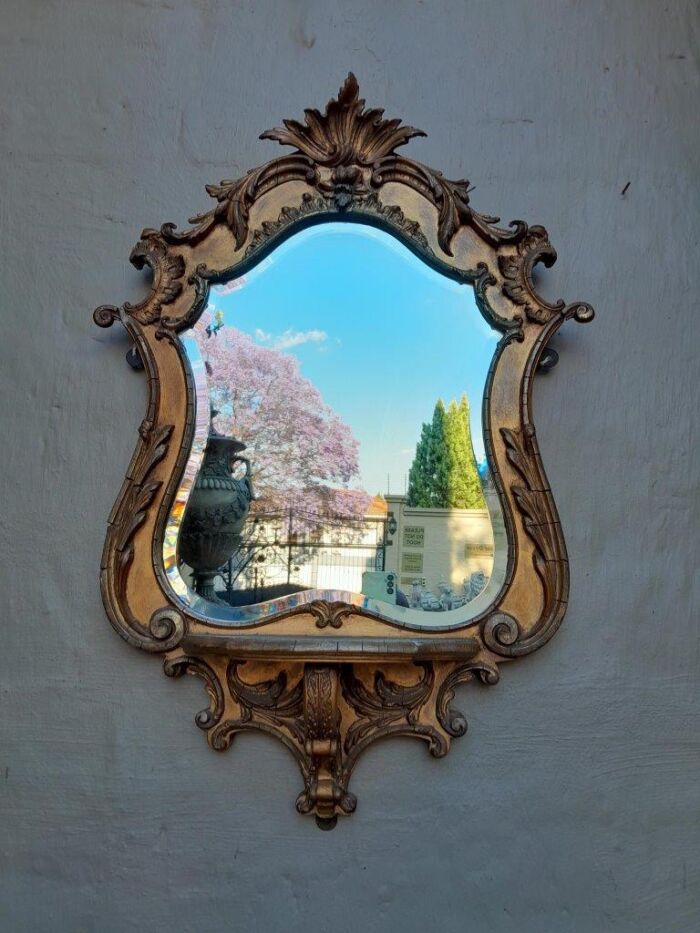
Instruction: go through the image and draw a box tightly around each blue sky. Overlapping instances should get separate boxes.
[205,223,499,496]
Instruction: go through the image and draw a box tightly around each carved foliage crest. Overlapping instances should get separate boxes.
[261,72,426,166]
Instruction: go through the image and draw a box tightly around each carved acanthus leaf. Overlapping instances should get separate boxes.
[340,663,447,759]
[260,72,426,166]
[115,423,173,572]
[482,426,566,657]
[222,660,305,745]
[93,236,185,329]
[369,155,529,256]
[501,424,559,562]
[156,154,318,253]
[307,600,356,630]
[101,421,184,653]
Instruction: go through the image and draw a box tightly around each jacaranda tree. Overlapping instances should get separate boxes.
[194,313,370,523]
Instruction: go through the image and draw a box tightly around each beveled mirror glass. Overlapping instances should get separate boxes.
[164,222,506,627]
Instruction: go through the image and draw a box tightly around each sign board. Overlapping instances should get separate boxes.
[402,525,424,548]
[401,552,424,573]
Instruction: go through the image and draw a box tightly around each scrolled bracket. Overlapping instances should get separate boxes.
[482,611,521,655]
[564,301,595,324]
[93,234,186,332]
[436,660,500,737]
[165,657,500,827]
[163,655,225,729]
[499,226,596,326]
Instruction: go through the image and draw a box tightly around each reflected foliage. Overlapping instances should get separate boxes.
[194,310,370,523]
[407,395,485,509]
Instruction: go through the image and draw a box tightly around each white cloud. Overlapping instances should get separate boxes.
[254,328,329,351]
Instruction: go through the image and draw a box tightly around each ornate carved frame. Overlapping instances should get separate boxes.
[94,75,593,828]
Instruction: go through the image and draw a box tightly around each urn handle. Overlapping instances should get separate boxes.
[231,454,256,500]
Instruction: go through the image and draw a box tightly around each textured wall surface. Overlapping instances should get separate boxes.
[1,2,698,930]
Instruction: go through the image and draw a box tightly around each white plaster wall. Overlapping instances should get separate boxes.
[1,2,698,930]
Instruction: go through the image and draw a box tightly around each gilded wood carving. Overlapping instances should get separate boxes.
[94,75,593,827]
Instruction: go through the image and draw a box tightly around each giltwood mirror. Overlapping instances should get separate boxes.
[94,75,593,827]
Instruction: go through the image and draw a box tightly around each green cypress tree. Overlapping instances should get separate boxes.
[459,393,486,509]
[406,421,432,507]
[428,399,449,507]
[444,399,469,507]
[407,396,486,509]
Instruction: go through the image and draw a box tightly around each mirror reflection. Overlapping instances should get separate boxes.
[164,222,506,628]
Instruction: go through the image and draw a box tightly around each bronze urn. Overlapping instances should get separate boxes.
[179,426,255,602]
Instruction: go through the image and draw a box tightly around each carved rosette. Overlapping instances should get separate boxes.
[93,73,594,825]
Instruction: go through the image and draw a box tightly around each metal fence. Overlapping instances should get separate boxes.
[222,506,387,605]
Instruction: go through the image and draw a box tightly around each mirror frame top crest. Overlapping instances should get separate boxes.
[94,74,594,827]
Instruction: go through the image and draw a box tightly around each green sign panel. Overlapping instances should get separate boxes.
[403,525,425,548]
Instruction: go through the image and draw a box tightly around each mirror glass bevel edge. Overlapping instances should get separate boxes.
[161,214,512,632]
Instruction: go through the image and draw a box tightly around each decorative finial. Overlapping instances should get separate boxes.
[260,72,427,166]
